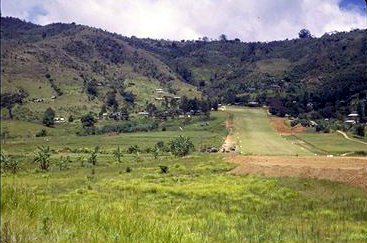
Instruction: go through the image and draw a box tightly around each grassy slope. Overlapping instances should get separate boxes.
[229,107,312,155]
[292,132,367,155]
[1,22,201,120]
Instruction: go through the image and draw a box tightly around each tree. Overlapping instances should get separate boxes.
[169,135,194,157]
[42,107,55,127]
[219,34,227,42]
[357,101,366,123]
[105,90,118,110]
[355,125,365,137]
[122,91,136,106]
[0,89,28,119]
[299,29,312,39]
[81,113,96,128]
[86,80,98,98]
[147,103,157,116]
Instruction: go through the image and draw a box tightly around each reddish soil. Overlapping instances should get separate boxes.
[270,117,306,135]
[228,155,367,190]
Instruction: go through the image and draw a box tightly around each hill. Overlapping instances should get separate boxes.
[1,17,366,122]
[125,29,367,119]
[0,17,200,121]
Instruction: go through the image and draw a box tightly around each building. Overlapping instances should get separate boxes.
[347,113,359,123]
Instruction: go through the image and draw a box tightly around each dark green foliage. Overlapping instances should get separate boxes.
[68,115,74,122]
[81,113,96,128]
[0,89,28,119]
[97,120,158,134]
[159,165,169,174]
[42,107,55,127]
[127,145,140,154]
[88,146,99,166]
[354,125,365,137]
[125,166,132,173]
[56,156,71,170]
[0,152,19,174]
[105,90,118,111]
[113,146,123,162]
[35,129,47,137]
[86,80,98,98]
[34,146,51,171]
[298,29,312,39]
[169,135,194,157]
[121,91,136,105]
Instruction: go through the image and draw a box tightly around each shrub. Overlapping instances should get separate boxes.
[0,152,19,174]
[125,166,132,173]
[127,145,140,154]
[36,129,47,137]
[81,113,96,128]
[34,146,51,171]
[159,165,169,174]
[169,135,194,157]
[88,146,99,166]
[56,156,71,170]
[42,108,55,127]
[354,125,365,137]
[113,146,123,162]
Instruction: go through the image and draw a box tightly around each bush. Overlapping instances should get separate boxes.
[113,146,123,162]
[42,108,55,127]
[34,146,51,171]
[88,146,99,166]
[35,129,47,137]
[127,145,140,154]
[125,166,132,173]
[169,135,194,157]
[0,152,19,174]
[159,165,169,174]
[354,125,365,137]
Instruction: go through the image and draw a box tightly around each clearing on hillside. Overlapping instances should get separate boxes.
[228,107,312,156]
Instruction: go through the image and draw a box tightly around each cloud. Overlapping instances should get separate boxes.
[1,0,366,41]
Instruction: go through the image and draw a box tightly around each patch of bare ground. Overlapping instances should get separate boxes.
[219,113,239,153]
[228,155,367,190]
[270,116,306,135]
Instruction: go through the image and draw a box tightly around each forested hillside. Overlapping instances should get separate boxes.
[1,17,366,122]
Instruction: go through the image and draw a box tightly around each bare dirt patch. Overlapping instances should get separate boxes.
[228,155,367,190]
[219,113,239,153]
[270,117,305,135]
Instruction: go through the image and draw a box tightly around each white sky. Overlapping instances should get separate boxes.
[1,0,366,42]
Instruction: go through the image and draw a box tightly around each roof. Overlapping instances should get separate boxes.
[347,113,359,117]
[345,120,356,123]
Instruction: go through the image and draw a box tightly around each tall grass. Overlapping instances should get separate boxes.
[2,155,367,242]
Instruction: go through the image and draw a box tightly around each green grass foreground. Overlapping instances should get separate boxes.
[2,154,367,243]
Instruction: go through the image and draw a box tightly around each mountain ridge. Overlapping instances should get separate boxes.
[1,16,366,121]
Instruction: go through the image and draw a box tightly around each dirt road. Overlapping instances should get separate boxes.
[228,155,367,190]
[337,130,367,145]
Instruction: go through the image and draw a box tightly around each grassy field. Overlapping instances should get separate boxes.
[1,112,227,155]
[2,154,367,242]
[2,109,367,242]
[229,107,312,156]
[289,133,367,155]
